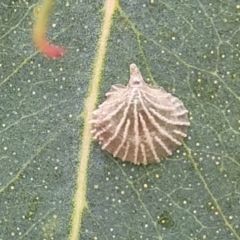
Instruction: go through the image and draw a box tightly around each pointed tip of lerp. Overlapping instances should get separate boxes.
[128,63,145,87]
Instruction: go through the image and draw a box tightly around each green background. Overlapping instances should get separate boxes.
[0,0,240,239]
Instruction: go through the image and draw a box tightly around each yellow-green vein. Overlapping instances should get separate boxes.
[69,0,119,239]
[184,143,240,240]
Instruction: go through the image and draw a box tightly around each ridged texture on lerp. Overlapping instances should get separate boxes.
[90,64,190,165]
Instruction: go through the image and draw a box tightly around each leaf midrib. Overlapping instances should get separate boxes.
[69,1,119,240]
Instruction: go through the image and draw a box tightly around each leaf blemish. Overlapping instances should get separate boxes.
[33,0,65,59]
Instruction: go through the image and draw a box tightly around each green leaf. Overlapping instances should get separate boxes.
[1,0,240,239]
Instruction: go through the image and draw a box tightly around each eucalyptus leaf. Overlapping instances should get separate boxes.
[0,1,240,240]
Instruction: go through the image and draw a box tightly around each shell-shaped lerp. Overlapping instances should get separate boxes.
[91,63,190,165]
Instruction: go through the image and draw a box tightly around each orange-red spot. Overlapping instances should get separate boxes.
[34,36,65,59]
[43,42,65,58]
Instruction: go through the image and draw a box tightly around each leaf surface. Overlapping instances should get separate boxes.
[0,0,240,240]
